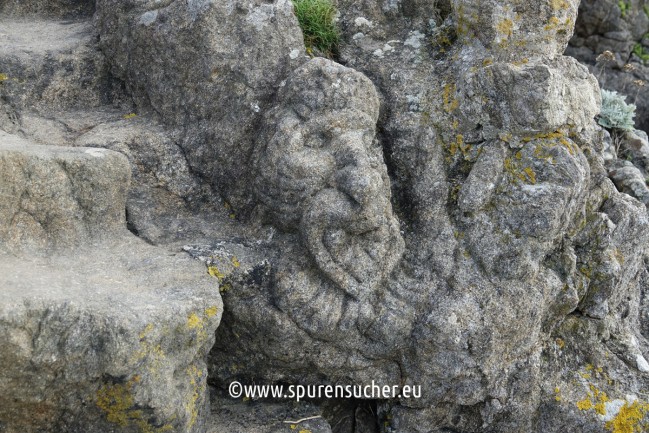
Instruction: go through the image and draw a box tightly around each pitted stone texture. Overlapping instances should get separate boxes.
[0,0,95,18]
[608,160,649,207]
[451,0,580,59]
[0,19,123,114]
[72,115,233,244]
[455,56,601,136]
[0,132,130,252]
[253,58,404,300]
[95,0,306,210]
[0,238,222,433]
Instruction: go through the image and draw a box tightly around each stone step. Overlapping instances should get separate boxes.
[0,17,122,116]
[0,237,222,433]
[0,131,130,252]
[0,0,95,19]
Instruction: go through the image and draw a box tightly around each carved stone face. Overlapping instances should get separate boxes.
[253,58,403,299]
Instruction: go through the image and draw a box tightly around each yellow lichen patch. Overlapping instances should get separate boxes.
[97,380,135,426]
[96,378,173,433]
[512,58,529,67]
[522,131,565,143]
[523,167,536,184]
[231,256,241,268]
[208,265,225,280]
[442,83,459,113]
[130,332,167,374]
[577,396,594,411]
[455,134,464,153]
[551,0,569,10]
[596,401,608,416]
[559,137,575,155]
[187,313,202,330]
[605,401,649,433]
[556,338,565,349]
[575,381,617,423]
[205,306,219,318]
[299,430,312,433]
[186,308,216,344]
[496,19,514,38]
[614,248,625,264]
[483,58,493,67]
[0,73,8,82]
[123,113,137,120]
[544,16,561,31]
[555,387,562,402]
[185,364,205,429]
[139,323,154,340]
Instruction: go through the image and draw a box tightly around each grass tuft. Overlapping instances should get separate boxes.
[292,0,340,58]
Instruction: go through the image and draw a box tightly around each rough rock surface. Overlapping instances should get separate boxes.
[208,0,649,431]
[0,132,130,251]
[567,0,649,132]
[2,0,649,432]
[0,0,95,18]
[0,239,222,433]
[94,0,306,210]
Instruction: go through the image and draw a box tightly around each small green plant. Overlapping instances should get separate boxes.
[598,89,636,131]
[619,0,631,17]
[292,0,340,58]
[633,42,649,63]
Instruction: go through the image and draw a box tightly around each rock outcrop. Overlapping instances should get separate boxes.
[2,0,649,432]
[568,0,649,132]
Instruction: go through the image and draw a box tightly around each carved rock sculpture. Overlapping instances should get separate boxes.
[253,58,404,300]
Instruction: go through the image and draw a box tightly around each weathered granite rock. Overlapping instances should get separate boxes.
[0,238,222,433]
[0,130,223,432]
[72,115,234,244]
[0,132,130,252]
[95,0,307,210]
[0,18,124,116]
[452,0,580,59]
[252,58,404,300]
[2,0,649,431]
[569,0,649,59]
[567,0,649,133]
[608,160,649,206]
[0,0,95,18]
[204,0,649,431]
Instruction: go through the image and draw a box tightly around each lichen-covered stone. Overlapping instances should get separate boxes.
[2,0,649,431]
[0,238,222,433]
